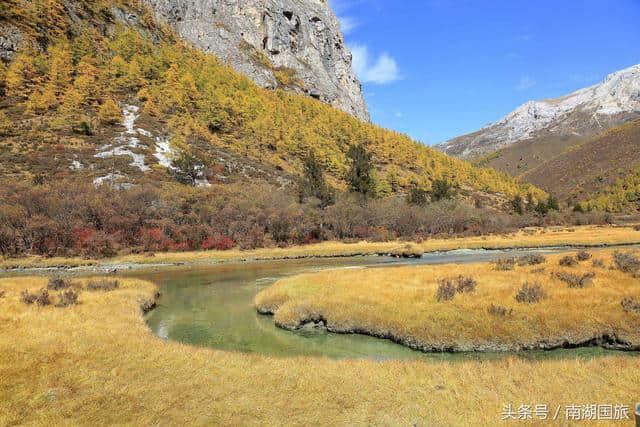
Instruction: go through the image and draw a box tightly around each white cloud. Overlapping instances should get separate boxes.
[515,76,536,91]
[351,44,400,85]
[338,16,360,35]
[394,112,403,118]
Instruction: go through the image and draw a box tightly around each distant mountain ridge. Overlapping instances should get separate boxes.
[438,64,640,158]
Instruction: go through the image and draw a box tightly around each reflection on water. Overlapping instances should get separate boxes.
[137,248,639,361]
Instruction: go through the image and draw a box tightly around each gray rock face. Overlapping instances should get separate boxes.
[145,0,369,121]
[0,24,22,63]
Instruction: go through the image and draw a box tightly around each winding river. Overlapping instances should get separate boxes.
[137,245,640,360]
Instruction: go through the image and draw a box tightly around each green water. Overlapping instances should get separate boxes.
[138,253,639,361]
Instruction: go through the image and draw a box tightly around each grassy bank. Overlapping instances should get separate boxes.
[1,276,639,425]
[255,250,640,352]
[3,224,640,271]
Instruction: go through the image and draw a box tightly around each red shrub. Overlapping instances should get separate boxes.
[201,235,235,251]
[139,227,167,251]
[168,241,191,251]
[72,227,96,250]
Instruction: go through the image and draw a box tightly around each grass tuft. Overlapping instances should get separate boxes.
[55,289,80,307]
[613,251,640,274]
[436,279,457,301]
[576,251,592,261]
[553,271,595,288]
[455,276,477,293]
[493,257,516,271]
[86,279,119,292]
[621,297,640,313]
[517,254,546,266]
[514,282,545,304]
[558,255,578,267]
[47,276,71,290]
[487,304,513,317]
[21,288,51,306]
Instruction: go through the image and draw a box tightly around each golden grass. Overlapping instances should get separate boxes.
[3,224,640,270]
[0,256,97,270]
[1,275,640,425]
[255,250,640,351]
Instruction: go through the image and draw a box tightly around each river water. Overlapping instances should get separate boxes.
[139,246,640,360]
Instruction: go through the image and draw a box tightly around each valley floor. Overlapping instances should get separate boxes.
[1,275,639,425]
[255,249,640,352]
[2,224,640,271]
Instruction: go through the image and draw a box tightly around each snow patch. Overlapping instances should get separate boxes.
[95,104,150,172]
[69,160,83,170]
[153,137,174,169]
[122,105,139,134]
[137,128,153,138]
[93,173,125,186]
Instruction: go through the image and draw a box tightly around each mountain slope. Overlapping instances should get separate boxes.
[438,64,640,158]
[145,0,369,121]
[516,119,640,204]
[0,0,544,206]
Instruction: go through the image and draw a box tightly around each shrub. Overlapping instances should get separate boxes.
[488,304,513,317]
[47,276,70,290]
[493,257,516,271]
[559,255,578,267]
[634,225,640,231]
[21,288,51,306]
[0,289,5,298]
[56,289,79,307]
[455,275,477,293]
[430,178,457,201]
[592,259,605,268]
[576,251,592,261]
[517,254,546,266]
[621,297,640,313]
[86,279,119,291]
[613,251,640,274]
[515,282,545,304]
[201,235,235,251]
[553,271,595,288]
[436,279,456,302]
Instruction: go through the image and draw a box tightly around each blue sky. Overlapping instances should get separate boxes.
[329,0,640,145]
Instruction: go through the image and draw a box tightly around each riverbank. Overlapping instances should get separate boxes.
[1,275,639,425]
[2,224,640,273]
[255,249,640,352]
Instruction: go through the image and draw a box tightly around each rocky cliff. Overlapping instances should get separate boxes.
[145,0,369,121]
[438,63,640,158]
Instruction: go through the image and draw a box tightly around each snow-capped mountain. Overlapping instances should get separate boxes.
[438,63,640,158]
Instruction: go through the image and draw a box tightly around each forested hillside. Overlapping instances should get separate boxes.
[0,0,540,197]
[0,0,551,258]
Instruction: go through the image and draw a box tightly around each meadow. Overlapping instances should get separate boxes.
[1,275,639,425]
[255,250,640,352]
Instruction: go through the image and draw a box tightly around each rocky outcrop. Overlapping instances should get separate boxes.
[438,63,640,158]
[0,24,22,62]
[145,0,369,121]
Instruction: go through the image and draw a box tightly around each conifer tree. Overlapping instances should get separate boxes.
[5,51,37,98]
[46,42,73,97]
[298,152,335,208]
[346,143,376,201]
[98,98,122,125]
